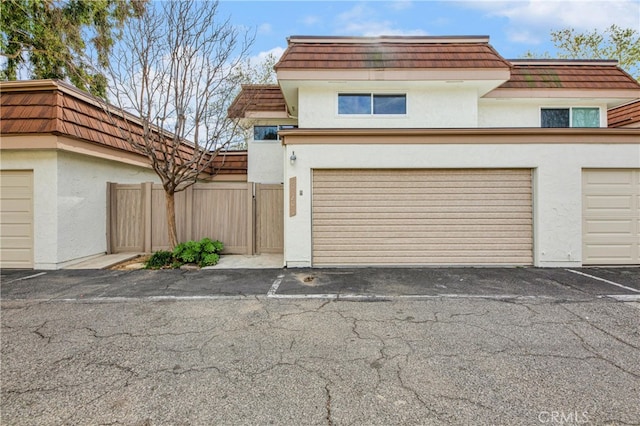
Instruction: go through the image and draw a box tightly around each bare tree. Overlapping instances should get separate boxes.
[105,0,253,248]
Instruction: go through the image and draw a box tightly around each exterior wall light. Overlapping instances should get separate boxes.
[289,151,297,164]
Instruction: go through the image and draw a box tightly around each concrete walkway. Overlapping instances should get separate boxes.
[64,253,142,269]
[205,253,283,269]
[63,253,283,270]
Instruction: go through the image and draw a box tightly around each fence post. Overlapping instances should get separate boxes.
[106,182,116,254]
[142,182,153,253]
[247,182,255,255]
[185,185,194,242]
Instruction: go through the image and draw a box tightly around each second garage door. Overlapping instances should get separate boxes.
[583,169,639,265]
[312,169,533,266]
[0,170,34,269]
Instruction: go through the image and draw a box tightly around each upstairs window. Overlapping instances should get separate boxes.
[253,125,278,141]
[339,94,406,115]
[541,107,599,128]
[253,125,297,141]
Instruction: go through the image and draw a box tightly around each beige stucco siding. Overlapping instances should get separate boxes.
[1,139,158,269]
[284,142,640,268]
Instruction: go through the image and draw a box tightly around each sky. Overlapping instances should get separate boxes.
[216,0,640,62]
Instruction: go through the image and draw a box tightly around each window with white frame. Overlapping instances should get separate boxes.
[338,93,407,115]
[541,107,600,128]
[253,125,296,141]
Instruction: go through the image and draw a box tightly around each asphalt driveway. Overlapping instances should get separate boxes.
[1,266,639,301]
[2,267,639,425]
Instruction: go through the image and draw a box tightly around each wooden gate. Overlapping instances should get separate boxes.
[107,182,283,254]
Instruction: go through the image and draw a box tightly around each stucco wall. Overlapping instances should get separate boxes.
[283,143,640,268]
[479,101,608,128]
[1,142,158,269]
[298,86,478,128]
[55,149,159,267]
[248,140,284,183]
[1,148,59,268]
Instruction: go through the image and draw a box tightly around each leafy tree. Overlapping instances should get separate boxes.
[105,0,253,248]
[524,25,640,80]
[1,0,146,97]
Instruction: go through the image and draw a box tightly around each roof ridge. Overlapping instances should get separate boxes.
[287,35,490,44]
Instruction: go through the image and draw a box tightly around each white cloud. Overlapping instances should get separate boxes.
[462,0,640,44]
[301,15,321,26]
[388,0,414,11]
[258,23,273,35]
[335,3,427,36]
[252,46,285,62]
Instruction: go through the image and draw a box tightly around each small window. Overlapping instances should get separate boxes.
[338,94,371,114]
[373,94,406,114]
[541,107,599,128]
[572,108,599,128]
[254,126,278,141]
[541,108,570,128]
[338,93,406,115]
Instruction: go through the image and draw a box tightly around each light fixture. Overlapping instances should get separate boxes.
[289,151,297,164]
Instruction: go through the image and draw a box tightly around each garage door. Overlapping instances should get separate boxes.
[0,170,34,268]
[583,169,640,265]
[312,169,533,266]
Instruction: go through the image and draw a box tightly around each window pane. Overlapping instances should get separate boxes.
[338,94,371,114]
[373,94,406,114]
[254,126,278,140]
[572,108,599,128]
[541,108,570,128]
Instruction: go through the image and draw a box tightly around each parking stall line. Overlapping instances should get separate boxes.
[566,269,640,294]
[267,274,285,296]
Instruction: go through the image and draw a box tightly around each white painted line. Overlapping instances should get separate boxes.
[3,272,47,284]
[566,269,640,294]
[268,293,558,301]
[5,295,255,303]
[267,274,285,297]
[605,295,640,302]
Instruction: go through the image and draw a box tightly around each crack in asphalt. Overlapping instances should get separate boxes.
[2,297,639,424]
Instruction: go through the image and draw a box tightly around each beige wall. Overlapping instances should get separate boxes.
[283,142,640,268]
[1,138,158,269]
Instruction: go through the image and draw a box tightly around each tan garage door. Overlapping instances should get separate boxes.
[312,169,533,266]
[0,170,34,269]
[583,169,640,265]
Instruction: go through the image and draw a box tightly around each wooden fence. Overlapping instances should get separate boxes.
[107,182,283,254]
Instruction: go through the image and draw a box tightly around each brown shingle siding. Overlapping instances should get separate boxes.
[1,80,247,176]
[501,62,640,90]
[276,40,511,70]
[228,85,286,118]
[608,100,640,128]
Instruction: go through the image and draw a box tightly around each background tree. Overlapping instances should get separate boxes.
[0,0,146,97]
[524,25,640,80]
[105,0,253,248]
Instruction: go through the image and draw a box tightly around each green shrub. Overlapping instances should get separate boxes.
[145,250,173,269]
[172,237,224,267]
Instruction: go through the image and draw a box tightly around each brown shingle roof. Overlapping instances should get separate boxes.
[275,36,511,70]
[500,61,640,90]
[228,84,286,118]
[1,80,247,176]
[608,100,640,127]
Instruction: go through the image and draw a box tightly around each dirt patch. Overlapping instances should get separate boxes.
[294,272,324,287]
[109,255,150,270]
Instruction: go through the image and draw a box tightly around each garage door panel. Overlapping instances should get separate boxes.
[313,254,534,265]
[313,169,533,266]
[585,195,632,210]
[584,220,633,235]
[583,169,639,265]
[0,170,34,269]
